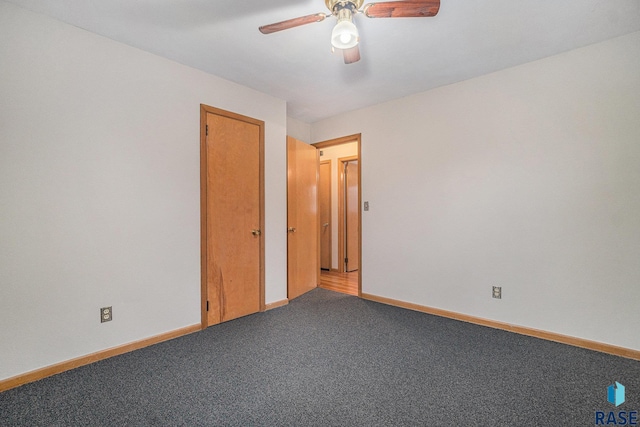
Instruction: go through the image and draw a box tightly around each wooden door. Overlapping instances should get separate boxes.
[287,136,318,301]
[345,160,359,272]
[201,105,264,327]
[319,160,332,270]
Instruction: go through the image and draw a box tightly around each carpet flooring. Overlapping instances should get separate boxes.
[1,288,639,426]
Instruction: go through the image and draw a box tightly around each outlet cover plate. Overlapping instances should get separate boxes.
[101,306,112,323]
[492,286,502,299]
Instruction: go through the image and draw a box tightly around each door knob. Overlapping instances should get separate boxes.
[251,229,261,236]
[322,223,329,227]
[287,227,296,233]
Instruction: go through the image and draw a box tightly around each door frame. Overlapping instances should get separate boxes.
[312,134,362,296]
[200,104,265,329]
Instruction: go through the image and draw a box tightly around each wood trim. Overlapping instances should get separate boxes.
[258,113,266,313]
[361,293,640,361]
[0,324,201,393]
[200,104,266,329]
[312,134,361,149]
[286,136,293,298]
[200,105,209,328]
[265,299,289,310]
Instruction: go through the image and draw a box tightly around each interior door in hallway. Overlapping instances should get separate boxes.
[345,160,359,272]
[319,160,331,270]
[201,105,264,327]
[287,136,318,301]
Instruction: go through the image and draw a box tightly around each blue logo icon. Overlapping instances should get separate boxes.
[608,382,626,407]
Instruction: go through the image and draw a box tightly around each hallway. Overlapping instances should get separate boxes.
[318,270,358,296]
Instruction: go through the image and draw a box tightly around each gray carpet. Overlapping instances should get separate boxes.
[1,288,639,426]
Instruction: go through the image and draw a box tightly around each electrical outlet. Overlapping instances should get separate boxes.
[100,306,112,323]
[364,201,369,211]
[492,286,502,299]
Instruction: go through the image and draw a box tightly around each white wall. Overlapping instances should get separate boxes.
[286,117,311,144]
[318,142,358,269]
[311,32,640,351]
[0,1,287,381]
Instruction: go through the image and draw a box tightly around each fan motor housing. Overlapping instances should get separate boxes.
[325,0,364,12]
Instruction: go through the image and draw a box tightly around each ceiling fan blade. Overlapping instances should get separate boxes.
[363,0,440,18]
[343,46,361,64]
[259,13,327,34]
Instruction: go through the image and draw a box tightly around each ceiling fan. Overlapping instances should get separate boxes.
[259,0,440,64]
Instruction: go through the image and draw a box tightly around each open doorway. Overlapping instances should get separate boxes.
[312,134,361,297]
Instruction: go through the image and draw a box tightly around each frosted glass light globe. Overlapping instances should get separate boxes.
[331,20,359,49]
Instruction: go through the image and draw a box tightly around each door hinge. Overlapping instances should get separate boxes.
[206,301,209,312]
[345,257,348,265]
[206,124,209,136]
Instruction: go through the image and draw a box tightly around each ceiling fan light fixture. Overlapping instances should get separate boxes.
[259,0,440,64]
[331,18,359,50]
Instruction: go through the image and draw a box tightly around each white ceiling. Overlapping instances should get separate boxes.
[7,0,640,123]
